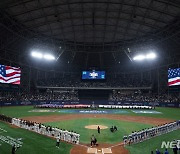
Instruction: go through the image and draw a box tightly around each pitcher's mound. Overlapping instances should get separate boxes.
[85,125,108,130]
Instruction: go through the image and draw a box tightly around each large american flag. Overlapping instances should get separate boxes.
[168,68,180,86]
[0,64,21,85]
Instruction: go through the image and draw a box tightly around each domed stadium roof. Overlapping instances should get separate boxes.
[0,0,180,68]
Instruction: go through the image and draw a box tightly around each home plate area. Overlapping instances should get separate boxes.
[87,148,112,154]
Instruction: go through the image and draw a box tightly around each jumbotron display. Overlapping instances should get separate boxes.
[82,71,105,80]
[0,64,21,85]
[168,68,180,86]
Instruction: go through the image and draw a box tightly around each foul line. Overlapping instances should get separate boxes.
[76,142,124,150]
[108,142,124,149]
[77,143,89,148]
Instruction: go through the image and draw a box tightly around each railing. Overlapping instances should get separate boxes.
[37,86,152,90]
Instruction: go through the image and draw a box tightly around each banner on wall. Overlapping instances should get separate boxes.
[0,100,179,108]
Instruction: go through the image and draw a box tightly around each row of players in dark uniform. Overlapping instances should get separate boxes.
[0,114,12,123]
[123,120,180,145]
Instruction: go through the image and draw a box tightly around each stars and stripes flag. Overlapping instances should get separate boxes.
[168,68,180,86]
[0,64,21,85]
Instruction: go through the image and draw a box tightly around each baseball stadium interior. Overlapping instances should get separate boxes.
[0,0,180,154]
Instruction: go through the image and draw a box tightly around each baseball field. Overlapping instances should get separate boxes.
[0,106,179,154]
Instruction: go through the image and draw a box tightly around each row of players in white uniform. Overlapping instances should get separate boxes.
[11,118,80,144]
[123,120,180,145]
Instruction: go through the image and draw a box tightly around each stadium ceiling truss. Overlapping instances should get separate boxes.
[0,0,180,68]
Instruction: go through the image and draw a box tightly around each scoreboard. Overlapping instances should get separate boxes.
[82,71,105,80]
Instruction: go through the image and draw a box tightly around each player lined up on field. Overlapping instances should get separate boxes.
[10,117,80,144]
[123,120,180,145]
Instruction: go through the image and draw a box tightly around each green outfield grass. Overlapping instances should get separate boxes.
[0,120,179,154]
[45,118,153,144]
[0,121,72,154]
[0,106,179,120]
[0,106,61,117]
[126,129,180,154]
[0,106,179,154]
[128,107,180,120]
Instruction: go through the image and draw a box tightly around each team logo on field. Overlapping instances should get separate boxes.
[79,110,108,114]
[29,109,56,112]
[132,110,162,114]
[0,135,23,147]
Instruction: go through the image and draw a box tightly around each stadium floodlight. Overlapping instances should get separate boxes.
[31,51,55,61]
[31,51,43,59]
[146,52,156,59]
[133,52,157,61]
[133,54,145,61]
[43,54,55,60]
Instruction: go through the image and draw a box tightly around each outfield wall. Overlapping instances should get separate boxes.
[0,100,179,108]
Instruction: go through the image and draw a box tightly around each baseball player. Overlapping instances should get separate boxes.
[97,126,100,134]
[56,135,60,148]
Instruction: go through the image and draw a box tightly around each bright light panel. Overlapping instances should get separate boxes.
[31,51,55,61]
[44,54,55,60]
[133,55,145,61]
[146,52,156,59]
[31,51,43,59]
[133,52,157,61]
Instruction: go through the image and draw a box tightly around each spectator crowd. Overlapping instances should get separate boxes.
[0,90,79,102]
[37,73,151,88]
[109,91,179,103]
[0,90,179,103]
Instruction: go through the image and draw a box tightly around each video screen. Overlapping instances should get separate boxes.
[168,68,180,86]
[0,64,21,85]
[82,71,105,80]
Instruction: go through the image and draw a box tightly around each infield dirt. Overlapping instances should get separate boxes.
[23,114,172,154]
[85,125,108,130]
[24,114,172,125]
